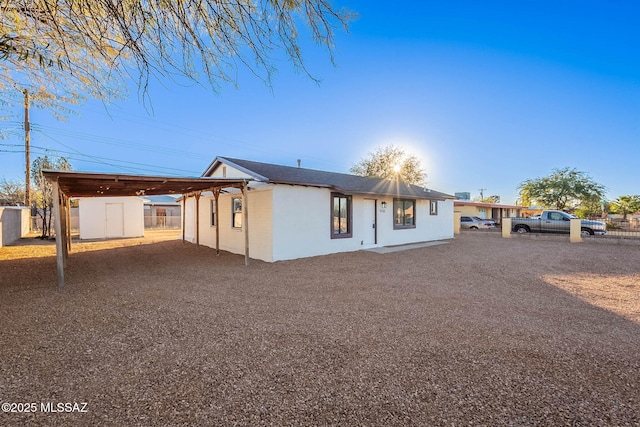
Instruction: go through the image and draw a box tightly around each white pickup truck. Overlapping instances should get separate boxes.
[512,210,607,236]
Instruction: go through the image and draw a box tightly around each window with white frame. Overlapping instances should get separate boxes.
[430,200,438,215]
[232,197,242,228]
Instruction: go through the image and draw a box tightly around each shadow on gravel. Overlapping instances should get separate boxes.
[1,233,639,425]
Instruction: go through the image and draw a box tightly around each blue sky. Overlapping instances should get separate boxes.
[1,1,638,204]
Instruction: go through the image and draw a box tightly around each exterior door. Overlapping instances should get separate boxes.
[105,203,124,238]
[363,199,376,245]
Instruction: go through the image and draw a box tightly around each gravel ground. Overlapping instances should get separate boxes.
[1,231,639,426]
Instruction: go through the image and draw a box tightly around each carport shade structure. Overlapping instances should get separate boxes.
[43,170,252,287]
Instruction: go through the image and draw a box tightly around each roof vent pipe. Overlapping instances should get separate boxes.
[297,159,301,168]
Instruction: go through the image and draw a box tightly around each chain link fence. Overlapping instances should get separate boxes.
[503,214,640,240]
[144,215,181,229]
[31,214,182,233]
[595,216,640,239]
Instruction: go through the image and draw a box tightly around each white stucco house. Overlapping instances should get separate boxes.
[78,196,146,240]
[182,157,455,262]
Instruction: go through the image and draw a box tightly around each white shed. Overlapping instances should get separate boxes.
[78,197,146,240]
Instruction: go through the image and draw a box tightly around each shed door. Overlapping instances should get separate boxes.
[105,203,124,238]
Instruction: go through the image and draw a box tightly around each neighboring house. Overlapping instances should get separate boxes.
[144,195,181,229]
[454,201,523,223]
[183,157,456,262]
[78,197,146,240]
[607,213,640,229]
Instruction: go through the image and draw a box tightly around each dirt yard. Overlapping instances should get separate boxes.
[1,231,639,426]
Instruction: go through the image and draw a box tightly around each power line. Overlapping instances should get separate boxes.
[1,142,201,176]
[37,133,200,175]
[32,120,350,173]
[8,103,353,176]
[72,107,290,157]
[33,124,209,160]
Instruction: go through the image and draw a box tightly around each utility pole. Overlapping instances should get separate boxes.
[24,89,31,209]
[478,188,486,201]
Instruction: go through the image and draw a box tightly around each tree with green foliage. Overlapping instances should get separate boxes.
[518,167,606,211]
[609,195,640,220]
[574,195,606,219]
[1,1,353,116]
[31,155,71,238]
[350,145,427,186]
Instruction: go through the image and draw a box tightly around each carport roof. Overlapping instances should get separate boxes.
[44,170,254,287]
[43,170,249,197]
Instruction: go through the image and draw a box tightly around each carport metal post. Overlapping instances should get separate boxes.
[51,179,65,286]
[60,194,68,264]
[243,181,249,266]
[214,188,220,255]
[195,192,200,247]
[181,196,186,243]
[66,196,72,253]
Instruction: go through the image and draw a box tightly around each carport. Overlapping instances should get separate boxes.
[43,170,252,287]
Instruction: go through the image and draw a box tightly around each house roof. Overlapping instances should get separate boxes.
[144,195,181,205]
[454,200,523,209]
[204,157,455,201]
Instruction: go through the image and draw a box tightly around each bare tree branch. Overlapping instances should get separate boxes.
[0,0,354,115]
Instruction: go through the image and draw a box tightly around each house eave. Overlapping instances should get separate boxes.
[267,180,454,200]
